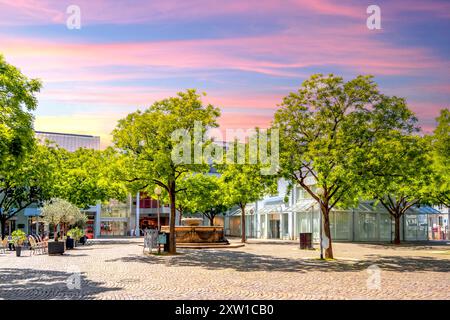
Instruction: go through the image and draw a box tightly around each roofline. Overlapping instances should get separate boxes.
[35,131,100,139]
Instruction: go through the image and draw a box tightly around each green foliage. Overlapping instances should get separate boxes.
[363,134,431,211]
[112,89,221,253]
[273,74,419,254]
[426,108,450,206]
[218,141,278,241]
[0,54,41,163]
[219,156,277,210]
[40,198,86,226]
[181,173,230,225]
[11,229,26,245]
[67,227,84,240]
[0,143,57,238]
[50,146,127,208]
[361,132,431,244]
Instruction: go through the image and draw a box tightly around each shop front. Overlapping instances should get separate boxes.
[99,200,130,237]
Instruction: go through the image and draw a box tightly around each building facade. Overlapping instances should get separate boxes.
[35,131,100,151]
[223,178,447,243]
[6,131,102,237]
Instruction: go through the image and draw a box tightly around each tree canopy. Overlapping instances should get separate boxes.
[0,54,41,163]
[427,108,450,207]
[181,173,229,226]
[50,146,127,208]
[40,198,86,240]
[112,89,220,253]
[362,132,431,244]
[218,141,277,242]
[273,74,418,257]
[0,143,56,239]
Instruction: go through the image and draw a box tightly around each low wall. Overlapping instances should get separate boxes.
[160,226,227,243]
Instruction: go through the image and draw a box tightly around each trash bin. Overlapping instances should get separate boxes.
[163,232,170,252]
[299,232,312,249]
[158,232,171,252]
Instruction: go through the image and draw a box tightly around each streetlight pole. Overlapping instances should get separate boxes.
[319,209,324,260]
[317,187,324,260]
[154,186,162,231]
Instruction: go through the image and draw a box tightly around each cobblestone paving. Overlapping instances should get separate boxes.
[0,239,449,300]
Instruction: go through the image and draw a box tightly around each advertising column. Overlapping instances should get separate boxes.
[135,192,140,237]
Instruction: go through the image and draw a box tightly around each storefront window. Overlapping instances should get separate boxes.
[268,213,280,239]
[332,211,351,240]
[357,212,378,241]
[296,211,313,236]
[100,221,128,236]
[245,214,255,238]
[405,214,428,240]
[312,208,320,242]
[260,215,266,238]
[101,201,130,218]
[282,213,289,239]
[379,213,392,241]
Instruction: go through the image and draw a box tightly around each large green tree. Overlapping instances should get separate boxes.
[50,146,127,208]
[273,74,418,258]
[0,144,57,239]
[40,198,87,240]
[363,133,431,244]
[183,174,229,226]
[218,142,277,243]
[0,54,41,164]
[0,55,43,239]
[112,90,220,253]
[427,108,450,208]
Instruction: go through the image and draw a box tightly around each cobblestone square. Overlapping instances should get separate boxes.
[0,239,449,300]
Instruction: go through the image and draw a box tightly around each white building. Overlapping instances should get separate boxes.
[35,131,100,151]
[222,178,445,243]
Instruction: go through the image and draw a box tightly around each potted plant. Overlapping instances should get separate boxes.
[67,227,83,249]
[41,198,87,255]
[11,230,27,257]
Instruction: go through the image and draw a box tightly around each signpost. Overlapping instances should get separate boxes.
[143,229,158,253]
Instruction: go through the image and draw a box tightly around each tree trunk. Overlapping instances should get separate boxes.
[241,205,246,243]
[54,224,58,241]
[321,206,334,259]
[394,215,401,245]
[209,215,214,226]
[0,217,6,240]
[168,182,176,254]
[178,209,183,225]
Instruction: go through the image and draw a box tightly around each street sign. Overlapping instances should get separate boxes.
[158,234,167,244]
[322,235,329,250]
[143,229,158,252]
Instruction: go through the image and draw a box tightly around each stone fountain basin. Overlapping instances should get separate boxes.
[181,218,203,226]
[161,225,227,243]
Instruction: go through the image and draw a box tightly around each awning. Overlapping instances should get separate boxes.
[228,204,255,216]
[24,208,41,217]
[287,199,317,212]
[285,199,440,215]
[406,205,441,215]
[258,204,286,215]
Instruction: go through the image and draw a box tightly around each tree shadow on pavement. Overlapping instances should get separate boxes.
[0,268,120,300]
[356,241,450,251]
[105,250,450,273]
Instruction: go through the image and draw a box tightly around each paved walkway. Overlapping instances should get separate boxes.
[0,240,449,300]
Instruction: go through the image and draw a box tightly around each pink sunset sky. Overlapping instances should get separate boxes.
[1,0,449,147]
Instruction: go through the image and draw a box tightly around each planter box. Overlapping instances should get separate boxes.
[16,246,22,257]
[66,238,74,249]
[48,241,65,255]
